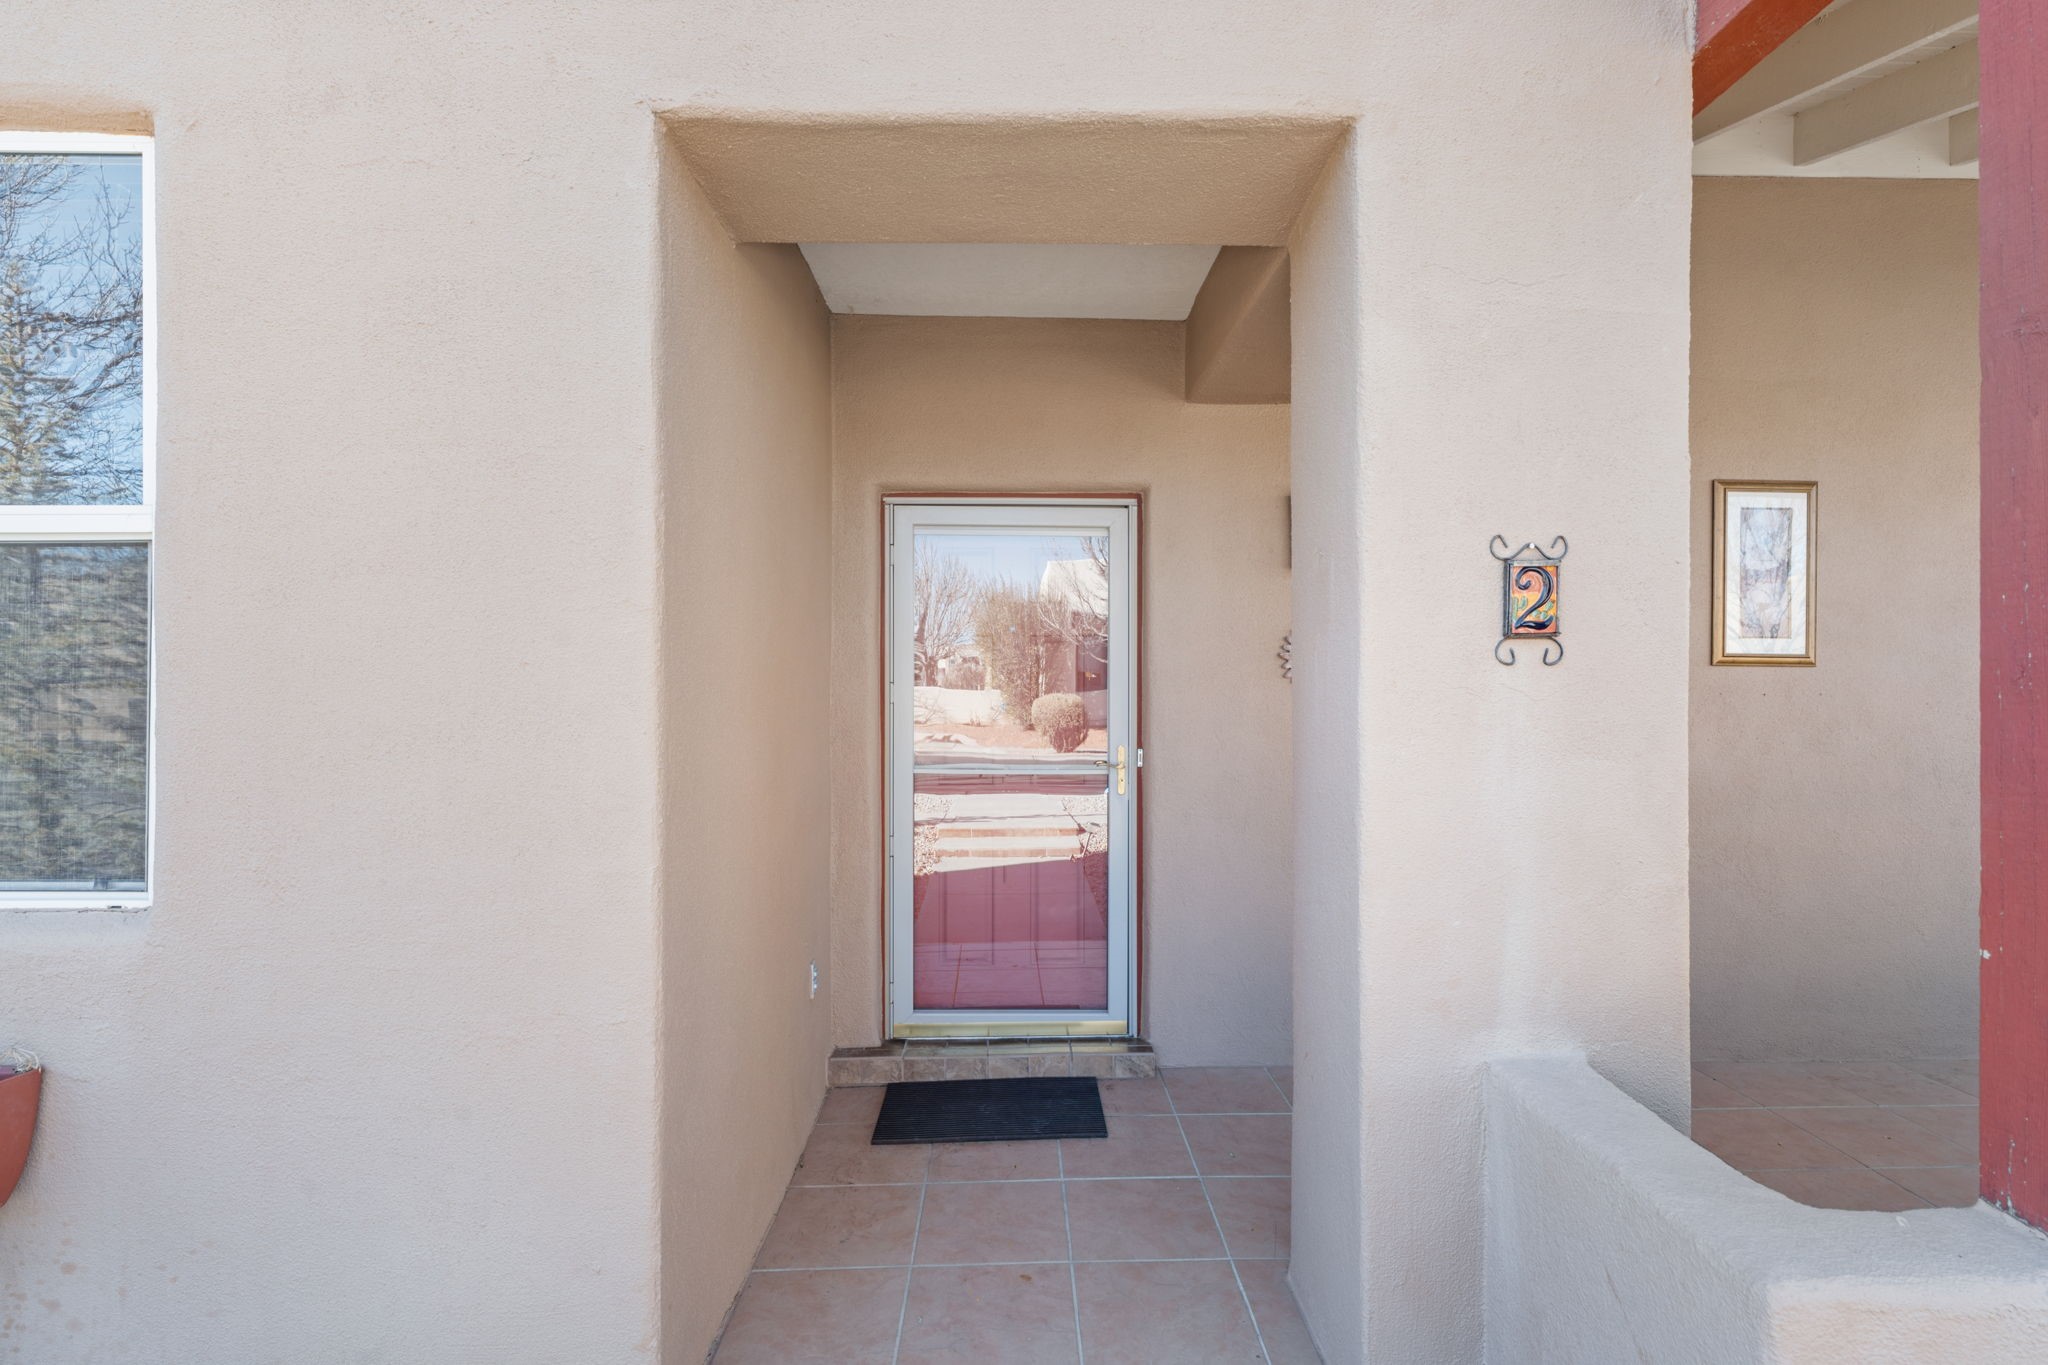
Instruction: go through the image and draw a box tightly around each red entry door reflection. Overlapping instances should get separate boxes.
[910,771,1110,1010]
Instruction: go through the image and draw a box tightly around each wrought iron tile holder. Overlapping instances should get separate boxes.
[1491,535,1567,666]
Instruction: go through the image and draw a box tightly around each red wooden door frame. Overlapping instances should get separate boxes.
[1980,0,2047,1230]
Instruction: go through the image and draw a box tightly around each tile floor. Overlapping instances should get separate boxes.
[712,1065,1315,1364]
[1690,1058,1980,1211]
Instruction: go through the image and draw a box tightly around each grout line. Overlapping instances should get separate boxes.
[802,1172,1288,1188]
[756,1258,1068,1273]
[1263,1064,1294,1113]
[1692,1100,1978,1109]
[1865,1163,1980,1171]
[1738,1164,1945,1173]
[755,1254,1256,1273]
[1059,1138,1086,1365]
[1864,1168,1938,1208]
[1169,1076,1275,1363]
[1754,1102,1979,1110]
[888,1151,929,1365]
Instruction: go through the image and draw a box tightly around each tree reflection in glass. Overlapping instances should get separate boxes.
[0,153,144,506]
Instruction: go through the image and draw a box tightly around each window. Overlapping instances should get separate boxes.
[0,133,153,908]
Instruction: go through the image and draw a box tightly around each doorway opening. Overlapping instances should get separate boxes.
[885,497,1140,1039]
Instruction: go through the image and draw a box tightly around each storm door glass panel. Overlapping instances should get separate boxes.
[0,152,145,505]
[911,771,1110,1010]
[912,531,1110,764]
[899,514,1128,1020]
[0,543,150,891]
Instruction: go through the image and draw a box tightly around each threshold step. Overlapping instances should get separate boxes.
[828,1038,1157,1086]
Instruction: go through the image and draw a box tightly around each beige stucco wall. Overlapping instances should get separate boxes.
[0,31,671,1363]
[1691,179,1980,1064]
[827,315,1294,1066]
[1486,1056,2048,1363]
[657,158,834,1360]
[2,1,1704,1360]
[1288,1,1695,1355]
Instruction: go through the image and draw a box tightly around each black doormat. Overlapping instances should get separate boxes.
[871,1076,1107,1145]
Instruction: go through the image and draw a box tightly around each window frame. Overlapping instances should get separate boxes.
[0,130,156,910]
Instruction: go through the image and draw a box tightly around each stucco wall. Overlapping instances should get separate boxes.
[827,315,1294,1066]
[1287,0,1696,1356]
[657,155,834,1360]
[2,1,1703,1360]
[0,37,669,1363]
[1485,1055,2048,1363]
[1691,179,1980,1064]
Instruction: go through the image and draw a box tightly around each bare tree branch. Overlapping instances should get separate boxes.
[912,542,983,685]
[0,153,144,505]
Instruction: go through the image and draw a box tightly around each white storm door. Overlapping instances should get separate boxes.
[886,499,1137,1037]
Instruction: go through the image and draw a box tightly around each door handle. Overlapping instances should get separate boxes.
[1092,745,1133,795]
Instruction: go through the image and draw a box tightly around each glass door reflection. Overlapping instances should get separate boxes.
[889,503,1135,1033]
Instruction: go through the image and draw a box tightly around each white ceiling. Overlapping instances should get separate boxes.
[1694,0,1979,179]
[797,243,1223,319]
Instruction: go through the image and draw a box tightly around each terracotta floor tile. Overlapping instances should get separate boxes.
[1745,1166,1929,1212]
[915,1179,1070,1266]
[1689,1108,1853,1170]
[712,1268,906,1364]
[1060,1115,1197,1179]
[1207,1176,1290,1260]
[818,1087,885,1126]
[1065,1178,1225,1261]
[791,1123,931,1186]
[756,1185,923,1269]
[929,1138,1062,1183]
[1267,1066,1294,1104]
[897,1264,1081,1365]
[1885,1104,1978,1150]
[1182,1114,1292,1177]
[1698,1062,1867,1107]
[1074,1260,1268,1365]
[1691,1071,1755,1109]
[1098,1077,1174,1116]
[1879,1165,1981,1208]
[1776,1106,1975,1167]
[1820,1063,1975,1108]
[1906,1058,1978,1098]
[1235,1259,1322,1365]
[1163,1067,1291,1115]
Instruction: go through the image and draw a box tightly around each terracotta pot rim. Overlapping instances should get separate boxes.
[0,1066,42,1210]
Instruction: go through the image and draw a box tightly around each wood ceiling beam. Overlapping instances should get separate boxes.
[1694,0,1834,115]
[1695,0,1978,141]
[1793,38,1979,165]
[1951,108,1982,165]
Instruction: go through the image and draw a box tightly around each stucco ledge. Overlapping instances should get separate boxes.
[1483,1054,2048,1363]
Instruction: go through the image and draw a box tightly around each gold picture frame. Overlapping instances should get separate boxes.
[1711,480,1817,667]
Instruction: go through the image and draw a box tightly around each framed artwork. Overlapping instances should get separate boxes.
[1711,480,1816,666]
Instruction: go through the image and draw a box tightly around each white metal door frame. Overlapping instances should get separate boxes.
[884,497,1139,1037]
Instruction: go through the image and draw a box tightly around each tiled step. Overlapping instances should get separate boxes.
[828,1038,1157,1086]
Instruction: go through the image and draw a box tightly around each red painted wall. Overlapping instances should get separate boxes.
[1980,0,2047,1230]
